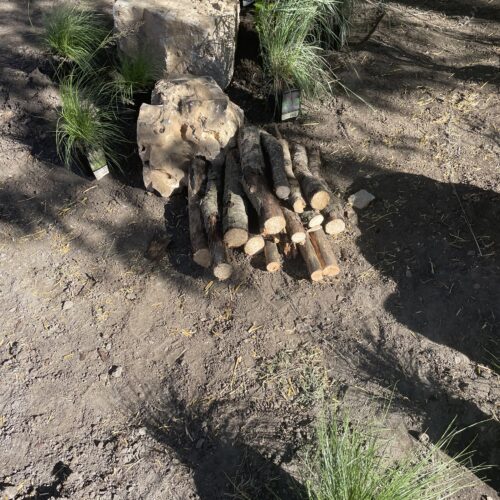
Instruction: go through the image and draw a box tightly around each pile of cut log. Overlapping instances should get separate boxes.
[188,126,346,281]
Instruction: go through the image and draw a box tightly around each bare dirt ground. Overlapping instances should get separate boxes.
[1,0,499,498]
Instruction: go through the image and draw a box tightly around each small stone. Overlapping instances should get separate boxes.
[62,300,74,311]
[418,432,430,445]
[405,268,412,278]
[126,292,136,300]
[473,283,481,290]
[348,189,376,209]
[109,365,123,378]
[195,438,205,449]
[137,427,147,436]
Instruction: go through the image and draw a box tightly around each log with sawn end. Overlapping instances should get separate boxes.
[310,227,340,277]
[223,150,248,248]
[282,207,306,244]
[260,130,290,200]
[200,160,232,280]
[308,147,346,235]
[264,239,281,272]
[291,143,330,210]
[298,233,324,282]
[238,126,286,235]
[188,157,211,268]
[280,138,306,213]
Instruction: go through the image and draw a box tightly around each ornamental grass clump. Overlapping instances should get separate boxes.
[303,413,485,500]
[255,0,334,98]
[42,3,111,72]
[56,75,124,174]
[111,54,162,104]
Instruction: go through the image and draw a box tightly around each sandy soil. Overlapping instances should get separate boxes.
[1,0,499,498]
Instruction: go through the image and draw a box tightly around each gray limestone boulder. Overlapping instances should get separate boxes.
[113,0,240,89]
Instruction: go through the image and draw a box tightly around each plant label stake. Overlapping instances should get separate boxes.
[279,89,301,122]
[88,148,109,180]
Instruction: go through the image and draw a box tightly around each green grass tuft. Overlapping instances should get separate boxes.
[303,413,485,500]
[56,75,124,172]
[43,3,110,71]
[255,0,335,98]
[111,54,162,104]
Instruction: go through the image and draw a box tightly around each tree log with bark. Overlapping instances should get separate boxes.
[200,160,232,280]
[280,138,306,213]
[223,150,248,248]
[238,126,286,235]
[308,147,346,235]
[310,228,340,277]
[300,210,324,229]
[291,143,330,210]
[188,157,211,268]
[260,130,290,200]
[282,207,306,244]
[264,239,281,272]
[298,234,324,282]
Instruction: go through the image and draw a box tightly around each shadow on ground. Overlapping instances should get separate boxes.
[119,383,306,500]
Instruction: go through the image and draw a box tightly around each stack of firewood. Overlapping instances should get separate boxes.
[188,126,346,281]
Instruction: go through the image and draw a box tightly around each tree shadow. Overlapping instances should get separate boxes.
[118,382,307,500]
[353,171,500,368]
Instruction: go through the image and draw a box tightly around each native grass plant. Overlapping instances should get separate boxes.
[42,3,111,72]
[255,0,335,99]
[303,413,485,500]
[56,75,124,174]
[111,53,162,104]
[315,0,357,50]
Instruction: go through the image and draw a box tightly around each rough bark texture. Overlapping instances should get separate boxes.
[308,146,346,234]
[223,150,248,248]
[239,127,286,235]
[188,157,211,268]
[310,228,340,277]
[282,207,306,244]
[280,139,306,213]
[244,234,265,256]
[201,161,232,280]
[260,131,290,200]
[298,234,324,282]
[264,240,281,272]
[291,143,330,210]
[300,210,324,229]
[323,197,346,235]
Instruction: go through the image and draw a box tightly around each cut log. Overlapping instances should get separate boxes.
[291,143,330,210]
[323,196,346,235]
[239,127,286,235]
[280,139,306,213]
[188,157,211,268]
[201,160,232,280]
[307,146,346,235]
[260,130,290,200]
[223,150,248,248]
[310,228,340,277]
[282,207,306,244]
[298,234,324,282]
[244,234,265,256]
[264,240,281,272]
[300,210,324,229]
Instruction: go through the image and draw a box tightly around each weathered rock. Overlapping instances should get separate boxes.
[113,0,239,89]
[348,189,375,209]
[138,76,243,198]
